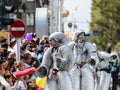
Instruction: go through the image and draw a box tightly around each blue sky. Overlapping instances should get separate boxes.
[63,0,92,33]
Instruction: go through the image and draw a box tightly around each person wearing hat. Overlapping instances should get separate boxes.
[68,31,99,90]
[37,32,74,90]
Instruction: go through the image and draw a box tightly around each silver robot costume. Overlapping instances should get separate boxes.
[96,51,111,90]
[68,31,99,90]
[37,32,74,90]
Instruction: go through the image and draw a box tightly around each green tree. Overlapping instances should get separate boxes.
[90,0,120,51]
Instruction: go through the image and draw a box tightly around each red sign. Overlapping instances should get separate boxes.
[10,19,26,38]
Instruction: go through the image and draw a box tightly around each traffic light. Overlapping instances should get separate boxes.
[0,3,14,30]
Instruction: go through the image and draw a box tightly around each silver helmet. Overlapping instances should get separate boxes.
[72,31,85,41]
[110,52,119,60]
[49,32,68,44]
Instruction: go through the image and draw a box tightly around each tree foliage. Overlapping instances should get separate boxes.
[90,0,120,51]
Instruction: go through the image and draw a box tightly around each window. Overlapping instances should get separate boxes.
[26,13,34,26]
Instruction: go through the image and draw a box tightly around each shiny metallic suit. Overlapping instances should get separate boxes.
[37,32,74,90]
[68,31,99,90]
[96,51,111,90]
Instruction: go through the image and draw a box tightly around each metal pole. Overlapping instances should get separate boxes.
[73,18,76,31]
[58,0,63,32]
[16,39,20,61]
[49,0,54,34]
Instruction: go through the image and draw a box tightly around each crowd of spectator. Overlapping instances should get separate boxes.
[0,33,50,90]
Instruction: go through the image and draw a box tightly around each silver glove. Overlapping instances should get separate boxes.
[37,66,47,78]
[88,58,96,66]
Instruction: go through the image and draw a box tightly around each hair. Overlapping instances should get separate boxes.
[31,59,40,68]
[0,64,2,70]
[4,72,12,79]
[20,45,26,51]
[23,53,31,60]
[16,61,24,69]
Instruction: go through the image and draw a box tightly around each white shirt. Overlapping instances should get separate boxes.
[16,81,26,90]
[0,76,11,90]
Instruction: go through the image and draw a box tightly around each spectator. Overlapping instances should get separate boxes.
[8,39,16,53]
[16,75,27,90]
[31,48,38,60]
[23,53,32,69]
[37,45,44,63]
[15,61,28,90]
[109,52,120,90]
[0,60,11,90]
[4,71,18,90]
[20,45,26,60]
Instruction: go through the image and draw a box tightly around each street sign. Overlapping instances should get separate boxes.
[10,19,26,38]
[93,29,99,36]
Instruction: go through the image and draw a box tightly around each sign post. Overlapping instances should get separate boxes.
[10,19,26,61]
